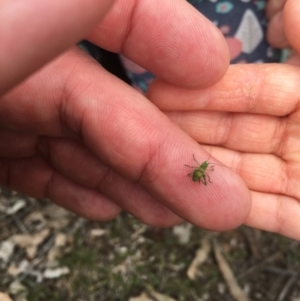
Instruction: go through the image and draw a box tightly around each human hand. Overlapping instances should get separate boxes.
[0,0,229,95]
[266,0,288,48]
[148,62,300,241]
[266,0,300,65]
[0,0,252,231]
[0,0,115,95]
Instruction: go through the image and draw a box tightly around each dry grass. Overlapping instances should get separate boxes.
[1,188,300,301]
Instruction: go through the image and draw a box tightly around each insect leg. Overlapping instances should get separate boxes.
[201,174,207,185]
[192,154,201,166]
[207,173,213,183]
[187,172,193,177]
[185,164,198,169]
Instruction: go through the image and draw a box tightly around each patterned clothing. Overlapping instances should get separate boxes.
[120,0,280,93]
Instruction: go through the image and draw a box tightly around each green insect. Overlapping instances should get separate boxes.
[185,154,214,185]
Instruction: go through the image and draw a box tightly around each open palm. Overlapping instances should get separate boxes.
[148,63,300,240]
[146,0,300,240]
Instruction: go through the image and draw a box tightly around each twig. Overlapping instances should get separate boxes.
[18,235,55,282]
[277,275,298,301]
[10,213,29,234]
[237,252,281,279]
[264,267,299,277]
[213,239,252,301]
[242,227,260,259]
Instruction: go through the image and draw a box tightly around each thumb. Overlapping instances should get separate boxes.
[283,0,300,53]
[0,0,115,95]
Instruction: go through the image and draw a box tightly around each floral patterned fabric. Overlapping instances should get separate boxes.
[120,0,280,93]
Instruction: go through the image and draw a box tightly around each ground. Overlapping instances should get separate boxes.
[0,188,300,301]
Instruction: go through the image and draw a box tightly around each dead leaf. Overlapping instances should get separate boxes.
[213,240,252,301]
[47,233,68,263]
[42,203,72,219]
[47,218,70,229]
[11,229,50,259]
[147,290,178,301]
[172,223,192,245]
[112,260,128,276]
[5,199,26,215]
[129,292,152,301]
[90,229,106,237]
[41,204,73,229]
[8,280,27,296]
[0,292,13,301]
[131,225,147,240]
[7,260,29,277]
[0,240,15,263]
[187,237,211,280]
[0,196,6,212]
[43,267,70,279]
[54,233,67,247]
[24,211,47,230]
[129,290,177,301]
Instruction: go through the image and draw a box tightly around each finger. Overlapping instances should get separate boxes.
[148,63,300,116]
[0,128,37,158]
[286,54,300,65]
[267,11,289,48]
[245,191,300,241]
[0,48,250,231]
[203,146,296,199]
[39,137,183,227]
[87,0,229,88]
[265,0,287,18]
[163,111,300,200]
[164,111,283,155]
[0,128,182,227]
[0,156,121,221]
[283,0,300,54]
[0,0,115,95]
[163,109,300,199]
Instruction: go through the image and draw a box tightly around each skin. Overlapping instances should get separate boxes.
[0,0,252,232]
[147,0,300,240]
[0,0,228,95]
[267,0,300,65]
[1,0,299,240]
[266,0,289,48]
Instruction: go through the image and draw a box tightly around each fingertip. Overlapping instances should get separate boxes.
[265,0,287,19]
[128,5,230,89]
[283,0,300,52]
[267,12,289,48]
[148,147,252,232]
[175,16,230,89]
[91,0,230,89]
[200,171,252,231]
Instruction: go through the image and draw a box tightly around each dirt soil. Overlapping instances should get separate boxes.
[1,188,300,301]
